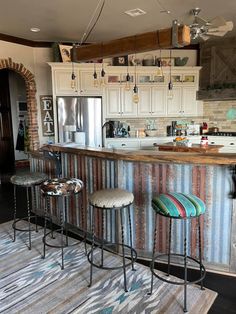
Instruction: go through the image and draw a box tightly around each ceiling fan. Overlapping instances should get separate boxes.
[188,8,233,41]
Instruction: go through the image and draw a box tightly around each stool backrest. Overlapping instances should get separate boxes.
[43,151,62,177]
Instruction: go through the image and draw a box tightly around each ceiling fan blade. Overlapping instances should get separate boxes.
[218,21,233,31]
[195,16,209,26]
[207,30,228,36]
[200,34,210,41]
[209,16,226,27]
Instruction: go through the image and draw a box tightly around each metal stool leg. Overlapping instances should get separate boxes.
[32,186,38,232]
[183,219,188,313]
[128,205,135,271]
[60,199,65,270]
[120,208,128,292]
[100,209,104,267]
[88,206,95,287]
[26,187,32,250]
[43,196,48,259]
[198,216,205,290]
[149,212,158,295]
[167,217,172,276]
[64,198,68,247]
[81,201,87,255]
[13,185,17,242]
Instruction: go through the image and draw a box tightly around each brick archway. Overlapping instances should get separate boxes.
[0,57,39,150]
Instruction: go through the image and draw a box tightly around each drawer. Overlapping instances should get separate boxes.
[106,140,140,150]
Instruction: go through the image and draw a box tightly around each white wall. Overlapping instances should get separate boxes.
[0,41,53,146]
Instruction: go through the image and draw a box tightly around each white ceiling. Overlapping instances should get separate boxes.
[1,0,236,43]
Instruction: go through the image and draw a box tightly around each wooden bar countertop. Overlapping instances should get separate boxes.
[156,142,223,153]
[37,143,236,166]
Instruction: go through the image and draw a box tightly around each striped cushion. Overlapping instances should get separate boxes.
[152,193,206,218]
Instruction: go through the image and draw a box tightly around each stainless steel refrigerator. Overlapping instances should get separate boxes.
[57,96,102,147]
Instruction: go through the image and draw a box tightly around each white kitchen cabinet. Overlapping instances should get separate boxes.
[151,86,167,116]
[137,87,151,115]
[137,86,167,117]
[105,138,140,150]
[79,70,102,95]
[167,86,198,117]
[106,87,137,118]
[53,69,79,95]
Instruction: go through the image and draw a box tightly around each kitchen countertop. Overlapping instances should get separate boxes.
[156,142,223,153]
[39,143,236,165]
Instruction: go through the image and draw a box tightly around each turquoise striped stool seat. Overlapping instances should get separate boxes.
[152,192,206,218]
[149,192,206,313]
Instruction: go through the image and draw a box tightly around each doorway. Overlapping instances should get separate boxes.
[0,69,15,178]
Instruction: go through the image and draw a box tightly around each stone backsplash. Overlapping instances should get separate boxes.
[107,100,236,136]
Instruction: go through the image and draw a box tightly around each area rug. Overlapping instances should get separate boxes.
[0,221,217,313]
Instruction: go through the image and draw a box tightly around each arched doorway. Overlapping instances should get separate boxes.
[0,58,40,182]
[0,57,40,152]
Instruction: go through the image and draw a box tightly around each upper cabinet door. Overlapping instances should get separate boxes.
[137,87,151,116]
[182,87,198,116]
[106,87,121,117]
[166,86,182,116]
[122,89,137,116]
[54,69,79,95]
[79,70,102,95]
[151,86,167,116]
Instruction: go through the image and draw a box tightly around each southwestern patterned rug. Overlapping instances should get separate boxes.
[0,221,217,313]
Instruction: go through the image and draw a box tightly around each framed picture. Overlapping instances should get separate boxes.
[112,56,128,66]
[59,44,72,62]
[157,57,174,67]
[183,75,195,83]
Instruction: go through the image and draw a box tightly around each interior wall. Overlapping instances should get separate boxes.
[0,41,53,146]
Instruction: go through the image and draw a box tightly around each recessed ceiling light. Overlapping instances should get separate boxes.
[124,8,146,17]
[30,27,40,32]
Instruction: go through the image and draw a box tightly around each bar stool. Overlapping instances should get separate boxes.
[40,177,84,270]
[88,188,137,292]
[10,172,48,250]
[149,192,206,313]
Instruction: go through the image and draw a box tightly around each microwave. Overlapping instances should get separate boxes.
[17,101,27,114]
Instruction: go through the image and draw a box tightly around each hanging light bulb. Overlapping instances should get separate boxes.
[133,84,139,103]
[156,58,161,76]
[71,61,76,90]
[167,49,173,99]
[93,64,99,87]
[100,64,106,87]
[125,73,131,91]
[168,81,173,99]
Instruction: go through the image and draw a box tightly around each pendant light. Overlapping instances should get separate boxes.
[93,63,99,87]
[71,60,76,90]
[132,38,139,103]
[125,64,131,91]
[133,61,139,103]
[100,44,106,86]
[100,61,106,86]
[168,49,173,99]
[156,32,162,76]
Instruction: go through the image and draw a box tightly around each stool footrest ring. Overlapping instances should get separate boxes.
[43,229,79,249]
[12,216,38,232]
[151,253,206,286]
[87,243,137,271]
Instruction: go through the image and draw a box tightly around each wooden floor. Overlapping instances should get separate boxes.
[0,220,217,314]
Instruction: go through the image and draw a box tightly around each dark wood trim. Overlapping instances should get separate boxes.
[71,25,191,62]
[0,33,52,47]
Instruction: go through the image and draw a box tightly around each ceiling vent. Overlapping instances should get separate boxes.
[124,8,146,17]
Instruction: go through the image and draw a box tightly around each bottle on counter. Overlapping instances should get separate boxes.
[200,136,208,146]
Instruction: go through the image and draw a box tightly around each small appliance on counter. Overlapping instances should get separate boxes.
[104,120,129,138]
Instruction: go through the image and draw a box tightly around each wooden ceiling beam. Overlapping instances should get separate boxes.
[71,25,190,62]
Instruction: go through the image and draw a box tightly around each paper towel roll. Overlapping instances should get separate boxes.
[74,132,86,145]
